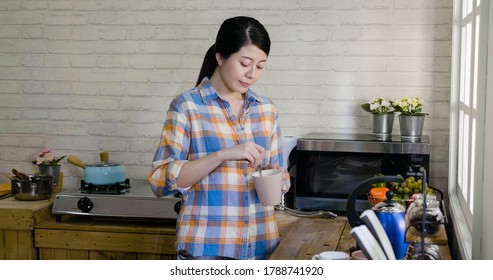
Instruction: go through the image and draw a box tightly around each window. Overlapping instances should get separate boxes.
[449,0,488,259]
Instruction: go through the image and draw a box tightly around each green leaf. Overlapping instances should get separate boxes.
[361,103,373,113]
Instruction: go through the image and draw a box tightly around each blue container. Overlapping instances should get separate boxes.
[373,201,409,260]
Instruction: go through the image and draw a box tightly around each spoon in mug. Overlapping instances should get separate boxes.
[258,165,263,177]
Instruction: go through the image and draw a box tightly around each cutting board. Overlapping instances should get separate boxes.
[0,182,11,197]
[269,217,347,260]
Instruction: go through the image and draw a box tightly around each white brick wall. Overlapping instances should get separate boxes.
[0,0,452,193]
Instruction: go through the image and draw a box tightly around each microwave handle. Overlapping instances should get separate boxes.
[346,175,404,228]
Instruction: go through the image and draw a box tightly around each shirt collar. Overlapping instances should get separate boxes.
[198,77,263,104]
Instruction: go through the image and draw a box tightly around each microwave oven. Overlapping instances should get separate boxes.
[289,133,430,212]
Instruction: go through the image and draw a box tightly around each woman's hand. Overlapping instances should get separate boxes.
[219,142,264,169]
[263,163,291,193]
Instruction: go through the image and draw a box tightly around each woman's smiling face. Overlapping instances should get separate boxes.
[215,44,268,95]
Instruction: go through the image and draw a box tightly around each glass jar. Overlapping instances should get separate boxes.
[408,194,444,236]
[410,243,441,260]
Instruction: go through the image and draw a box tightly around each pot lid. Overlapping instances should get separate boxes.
[86,161,124,167]
[372,190,405,213]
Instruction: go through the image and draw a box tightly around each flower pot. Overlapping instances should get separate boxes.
[399,115,425,141]
[38,165,61,187]
[372,113,395,140]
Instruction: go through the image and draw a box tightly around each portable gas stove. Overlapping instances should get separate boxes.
[52,179,180,222]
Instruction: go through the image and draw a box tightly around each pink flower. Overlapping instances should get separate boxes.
[32,147,66,166]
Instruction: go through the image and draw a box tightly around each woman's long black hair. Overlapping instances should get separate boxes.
[196,16,271,86]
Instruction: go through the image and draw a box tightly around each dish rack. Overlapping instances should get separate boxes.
[405,167,448,260]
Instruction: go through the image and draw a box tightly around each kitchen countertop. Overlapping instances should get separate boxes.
[271,210,451,260]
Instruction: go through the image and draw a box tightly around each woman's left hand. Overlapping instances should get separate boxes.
[262,164,291,193]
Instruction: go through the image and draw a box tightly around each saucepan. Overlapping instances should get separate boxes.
[177,249,237,260]
[10,169,53,201]
[67,151,126,185]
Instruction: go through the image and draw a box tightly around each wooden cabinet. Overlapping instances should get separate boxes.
[0,197,54,260]
[35,216,177,260]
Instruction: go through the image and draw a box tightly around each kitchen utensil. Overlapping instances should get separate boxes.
[358,225,388,260]
[350,225,387,260]
[252,169,282,206]
[258,165,263,176]
[12,169,29,180]
[11,174,53,201]
[372,191,409,260]
[177,249,236,260]
[407,194,444,236]
[312,251,349,260]
[360,209,396,260]
[67,152,126,186]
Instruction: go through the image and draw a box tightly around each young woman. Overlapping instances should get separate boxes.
[148,16,289,260]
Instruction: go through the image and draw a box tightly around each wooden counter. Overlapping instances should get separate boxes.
[13,206,450,260]
[271,211,354,260]
[272,210,452,260]
[0,196,54,259]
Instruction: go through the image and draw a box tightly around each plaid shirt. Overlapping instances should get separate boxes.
[148,78,283,260]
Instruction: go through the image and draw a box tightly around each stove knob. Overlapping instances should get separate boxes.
[77,197,94,213]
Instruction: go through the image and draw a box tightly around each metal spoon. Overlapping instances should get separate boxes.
[258,165,263,176]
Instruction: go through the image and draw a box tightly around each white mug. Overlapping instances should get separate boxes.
[312,251,350,260]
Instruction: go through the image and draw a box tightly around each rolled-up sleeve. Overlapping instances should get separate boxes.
[148,97,190,197]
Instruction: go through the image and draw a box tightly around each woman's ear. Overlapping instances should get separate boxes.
[215,53,223,66]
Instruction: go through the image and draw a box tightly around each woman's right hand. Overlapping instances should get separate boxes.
[220,142,264,169]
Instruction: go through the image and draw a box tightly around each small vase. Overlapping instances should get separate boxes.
[38,165,61,187]
[399,115,425,141]
[372,113,395,140]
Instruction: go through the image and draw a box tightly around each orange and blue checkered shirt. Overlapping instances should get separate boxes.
[148,78,283,260]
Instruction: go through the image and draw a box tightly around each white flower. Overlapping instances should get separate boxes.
[362,97,394,114]
[393,96,427,116]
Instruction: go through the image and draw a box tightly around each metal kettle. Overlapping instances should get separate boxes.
[346,175,408,260]
[371,190,409,259]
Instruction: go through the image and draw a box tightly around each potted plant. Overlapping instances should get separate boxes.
[393,96,428,141]
[32,147,66,187]
[361,98,395,139]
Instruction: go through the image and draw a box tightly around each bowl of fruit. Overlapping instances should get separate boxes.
[368,176,435,207]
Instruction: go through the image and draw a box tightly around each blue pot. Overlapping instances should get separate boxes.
[68,155,126,185]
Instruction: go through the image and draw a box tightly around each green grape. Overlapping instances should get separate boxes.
[377,182,387,188]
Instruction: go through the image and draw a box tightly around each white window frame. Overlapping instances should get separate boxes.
[449,0,490,260]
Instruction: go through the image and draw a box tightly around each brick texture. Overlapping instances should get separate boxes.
[0,0,452,192]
